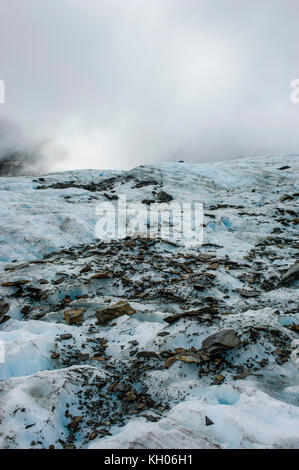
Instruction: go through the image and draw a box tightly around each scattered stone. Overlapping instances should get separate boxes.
[134,180,158,188]
[176,351,201,364]
[193,284,206,291]
[205,416,214,426]
[64,309,85,325]
[104,193,118,201]
[91,355,105,361]
[136,351,159,359]
[163,356,177,368]
[90,271,112,280]
[0,301,10,321]
[197,254,216,261]
[238,289,260,298]
[202,272,217,279]
[208,263,219,270]
[96,301,136,323]
[142,415,160,422]
[164,307,218,324]
[280,262,299,285]
[215,374,225,382]
[69,416,83,429]
[60,334,73,340]
[80,265,92,274]
[280,194,294,202]
[5,263,28,271]
[142,199,155,205]
[126,390,137,401]
[2,280,30,287]
[202,329,240,355]
[157,191,173,203]
[52,277,65,285]
[0,314,10,324]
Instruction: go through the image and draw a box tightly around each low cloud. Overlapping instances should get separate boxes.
[0,0,299,173]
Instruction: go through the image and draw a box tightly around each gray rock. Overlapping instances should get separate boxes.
[202,329,240,355]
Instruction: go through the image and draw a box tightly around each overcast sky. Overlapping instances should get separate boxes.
[0,0,299,171]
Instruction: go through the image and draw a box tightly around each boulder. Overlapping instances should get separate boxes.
[96,301,136,323]
[202,329,240,355]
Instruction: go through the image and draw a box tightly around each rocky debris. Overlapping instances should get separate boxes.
[280,262,299,285]
[202,329,240,356]
[164,307,218,324]
[2,155,299,449]
[64,309,85,325]
[36,175,133,192]
[95,301,136,323]
[156,190,173,203]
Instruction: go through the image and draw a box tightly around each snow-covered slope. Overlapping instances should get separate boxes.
[0,154,298,449]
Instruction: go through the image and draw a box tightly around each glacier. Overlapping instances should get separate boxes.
[0,154,298,449]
